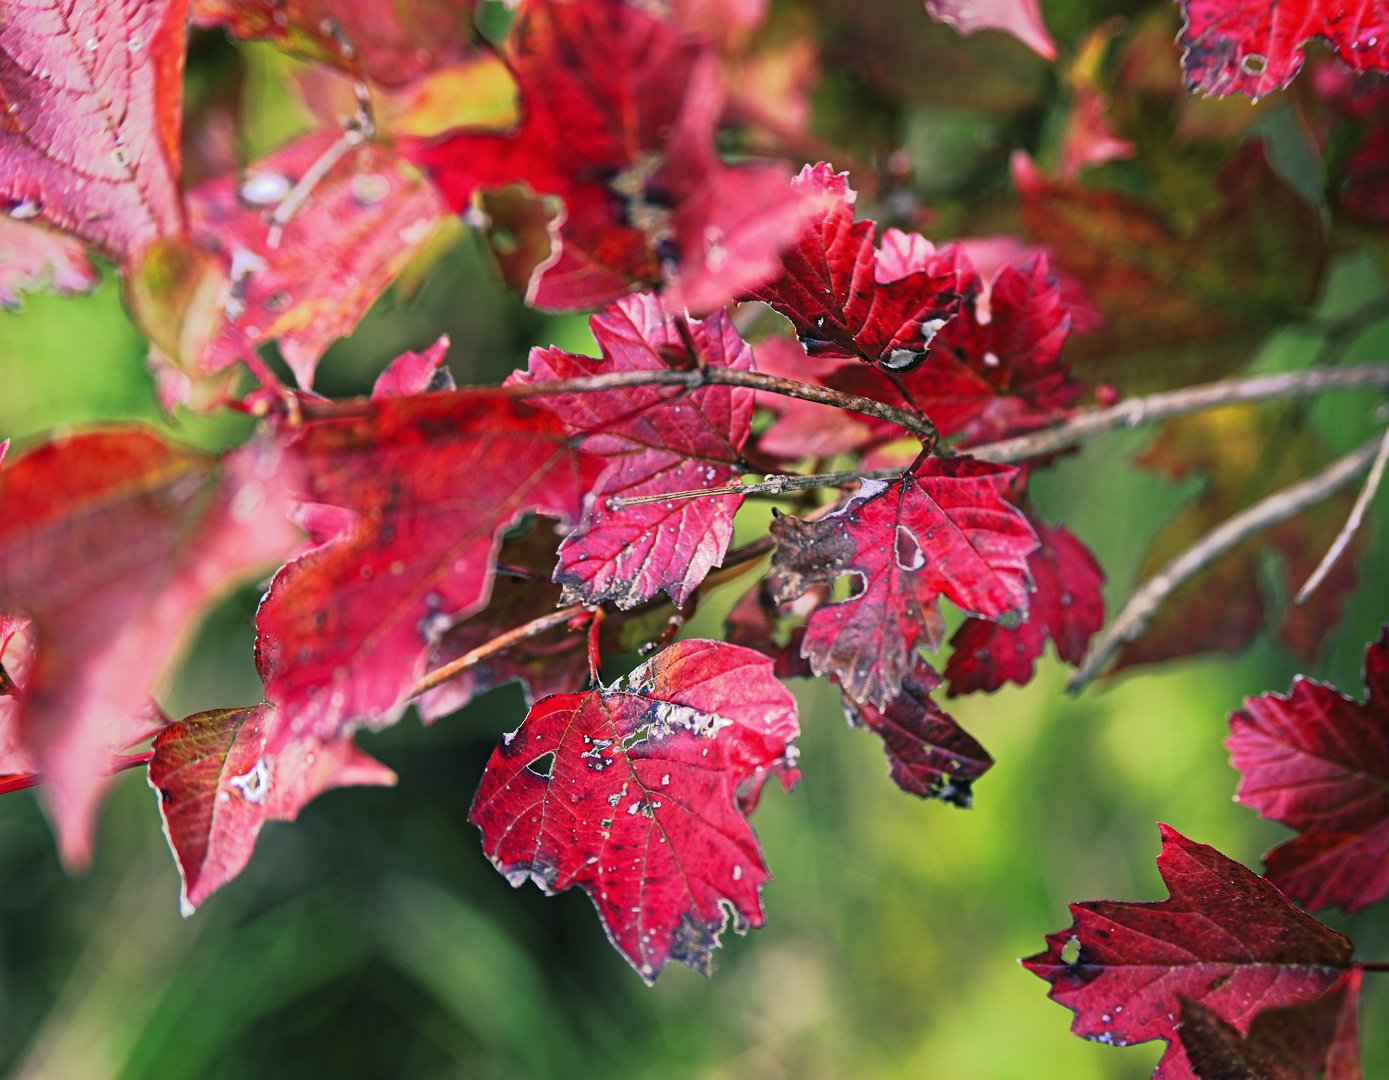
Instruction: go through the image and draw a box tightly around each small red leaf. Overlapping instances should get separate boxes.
[1178,0,1389,100]
[508,293,753,609]
[370,335,453,399]
[945,514,1104,695]
[1177,970,1362,1080]
[149,702,395,913]
[0,430,300,866]
[1227,628,1389,914]
[255,390,598,744]
[469,638,799,982]
[0,218,99,309]
[0,614,40,793]
[771,458,1037,707]
[924,0,1057,60]
[746,164,964,372]
[838,658,993,804]
[0,0,188,264]
[1022,825,1354,1080]
[187,129,447,390]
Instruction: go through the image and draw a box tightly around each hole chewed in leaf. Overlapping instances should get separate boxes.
[525,751,556,778]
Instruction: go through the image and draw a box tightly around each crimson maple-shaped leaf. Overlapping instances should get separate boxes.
[945,513,1104,695]
[924,0,1057,60]
[406,0,813,312]
[255,389,598,745]
[0,218,98,309]
[1023,825,1354,1080]
[1226,628,1389,914]
[470,638,799,982]
[148,702,395,913]
[837,658,992,805]
[1177,971,1362,1080]
[0,429,299,866]
[508,293,752,609]
[191,0,472,89]
[0,0,187,264]
[746,165,964,372]
[770,458,1037,708]
[186,129,447,391]
[1178,0,1389,100]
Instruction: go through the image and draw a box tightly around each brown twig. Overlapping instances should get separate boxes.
[1295,424,1389,604]
[1068,434,1386,692]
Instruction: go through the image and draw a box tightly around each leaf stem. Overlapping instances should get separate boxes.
[1356,962,1389,972]
[1067,433,1387,692]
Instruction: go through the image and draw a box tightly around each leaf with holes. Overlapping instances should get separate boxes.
[746,165,964,372]
[945,513,1104,695]
[770,458,1037,708]
[190,0,473,89]
[0,0,188,264]
[405,0,814,312]
[1023,825,1354,1080]
[1227,627,1389,915]
[184,128,446,392]
[254,389,598,748]
[149,702,395,913]
[507,293,753,609]
[0,429,299,867]
[838,657,992,804]
[1177,971,1362,1080]
[1177,0,1389,100]
[470,638,799,981]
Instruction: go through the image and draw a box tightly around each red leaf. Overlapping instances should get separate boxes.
[1227,628,1389,914]
[370,335,453,399]
[149,703,395,913]
[923,0,1057,60]
[770,457,1038,708]
[507,293,753,609]
[0,430,299,866]
[945,514,1104,695]
[958,235,1103,334]
[751,337,873,462]
[0,0,187,264]
[0,613,40,793]
[838,658,993,804]
[255,390,598,744]
[746,164,964,372]
[406,0,813,312]
[0,218,99,309]
[1022,825,1354,1080]
[187,129,447,390]
[1177,970,1362,1080]
[1177,0,1389,100]
[469,638,799,982]
[190,0,472,89]
[722,575,819,680]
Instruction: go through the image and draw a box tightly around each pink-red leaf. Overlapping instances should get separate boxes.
[0,0,188,264]
[187,129,447,390]
[1022,825,1354,1080]
[746,165,963,372]
[838,658,992,804]
[923,0,1057,60]
[0,429,299,866]
[508,293,753,609]
[470,638,798,982]
[255,389,597,745]
[0,613,39,793]
[945,513,1104,695]
[370,335,453,399]
[770,457,1037,708]
[190,0,472,89]
[1178,0,1389,100]
[406,0,812,312]
[1177,971,1362,1080]
[1227,627,1389,915]
[149,702,395,913]
[0,217,98,309]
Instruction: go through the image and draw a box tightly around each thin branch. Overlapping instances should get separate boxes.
[405,603,592,701]
[1357,962,1389,972]
[266,128,364,249]
[1068,434,1386,692]
[1295,424,1389,603]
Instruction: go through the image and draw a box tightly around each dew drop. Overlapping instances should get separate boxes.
[351,173,390,207]
[85,37,98,51]
[127,34,144,52]
[239,172,291,207]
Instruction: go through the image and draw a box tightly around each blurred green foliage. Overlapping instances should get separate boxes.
[3,0,1389,1076]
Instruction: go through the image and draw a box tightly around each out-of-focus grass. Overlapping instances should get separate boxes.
[1,224,1387,1080]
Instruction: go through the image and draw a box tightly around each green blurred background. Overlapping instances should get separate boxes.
[3,0,1389,1076]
